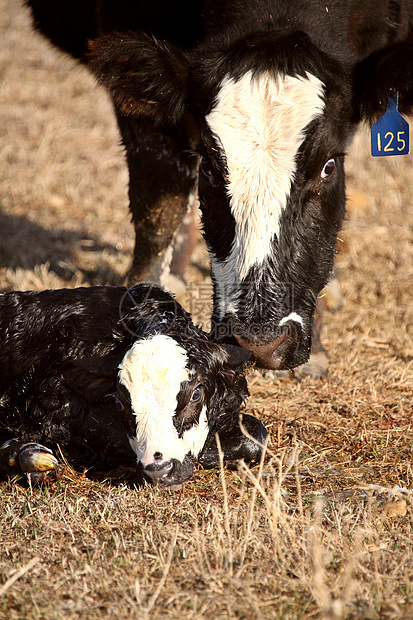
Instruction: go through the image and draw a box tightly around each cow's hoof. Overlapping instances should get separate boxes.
[2,439,58,480]
[250,368,294,380]
[250,351,329,382]
[291,351,329,381]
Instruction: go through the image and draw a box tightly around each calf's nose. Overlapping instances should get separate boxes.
[234,323,299,370]
[142,460,174,484]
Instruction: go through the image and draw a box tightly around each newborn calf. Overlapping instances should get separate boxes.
[0,284,266,487]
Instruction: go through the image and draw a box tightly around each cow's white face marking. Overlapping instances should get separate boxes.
[279,312,304,328]
[206,71,325,317]
[118,335,209,466]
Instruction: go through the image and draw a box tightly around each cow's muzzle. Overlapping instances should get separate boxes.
[234,321,309,370]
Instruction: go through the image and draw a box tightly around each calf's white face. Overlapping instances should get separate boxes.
[206,70,326,318]
[118,335,209,470]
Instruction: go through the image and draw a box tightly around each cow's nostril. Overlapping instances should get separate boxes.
[272,323,298,367]
[153,452,163,462]
[234,332,288,369]
[234,323,302,370]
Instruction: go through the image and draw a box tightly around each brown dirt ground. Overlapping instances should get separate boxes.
[1,2,412,618]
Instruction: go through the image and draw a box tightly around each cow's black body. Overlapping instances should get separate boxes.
[26,1,413,371]
[0,285,266,485]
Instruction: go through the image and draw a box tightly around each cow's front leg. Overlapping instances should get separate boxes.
[0,439,58,483]
[291,297,329,380]
[291,268,343,379]
[115,113,198,291]
[197,414,268,470]
[321,266,343,312]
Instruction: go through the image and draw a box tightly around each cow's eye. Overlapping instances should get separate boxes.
[321,158,336,180]
[200,156,212,181]
[190,386,203,402]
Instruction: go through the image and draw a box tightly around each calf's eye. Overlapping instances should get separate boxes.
[114,395,124,411]
[321,158,336,180]
[190,386,203,402]
[200,156,212,181]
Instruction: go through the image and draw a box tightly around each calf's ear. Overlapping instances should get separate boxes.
[353,43,413,123]
[88,32,190,125]
[221,344,253,369]
[60,354,123,400]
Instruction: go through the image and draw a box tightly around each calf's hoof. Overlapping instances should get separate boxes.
[1,439,58,482]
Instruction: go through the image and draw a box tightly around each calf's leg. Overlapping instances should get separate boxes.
[0,439,58,483]
[198,414,268,470]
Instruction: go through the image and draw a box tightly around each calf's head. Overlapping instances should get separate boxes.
[65,334,251,488]
[89,30,413,369]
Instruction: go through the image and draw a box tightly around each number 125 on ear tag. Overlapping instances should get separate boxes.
[371,96,410,157]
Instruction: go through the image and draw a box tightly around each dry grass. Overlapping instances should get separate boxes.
[1,1,413,618]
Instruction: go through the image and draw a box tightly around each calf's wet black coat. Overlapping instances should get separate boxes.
[0,285,266,486]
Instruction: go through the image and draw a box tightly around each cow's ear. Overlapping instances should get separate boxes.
[347,1,411,59]
[60,354,123,400]
[353,43,413,123]
[88,32,190,125]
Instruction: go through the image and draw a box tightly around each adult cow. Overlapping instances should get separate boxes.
[26,0,413,372]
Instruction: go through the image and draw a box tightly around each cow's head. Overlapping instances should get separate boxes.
[63,334,251,487]
[89,29,413,369]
